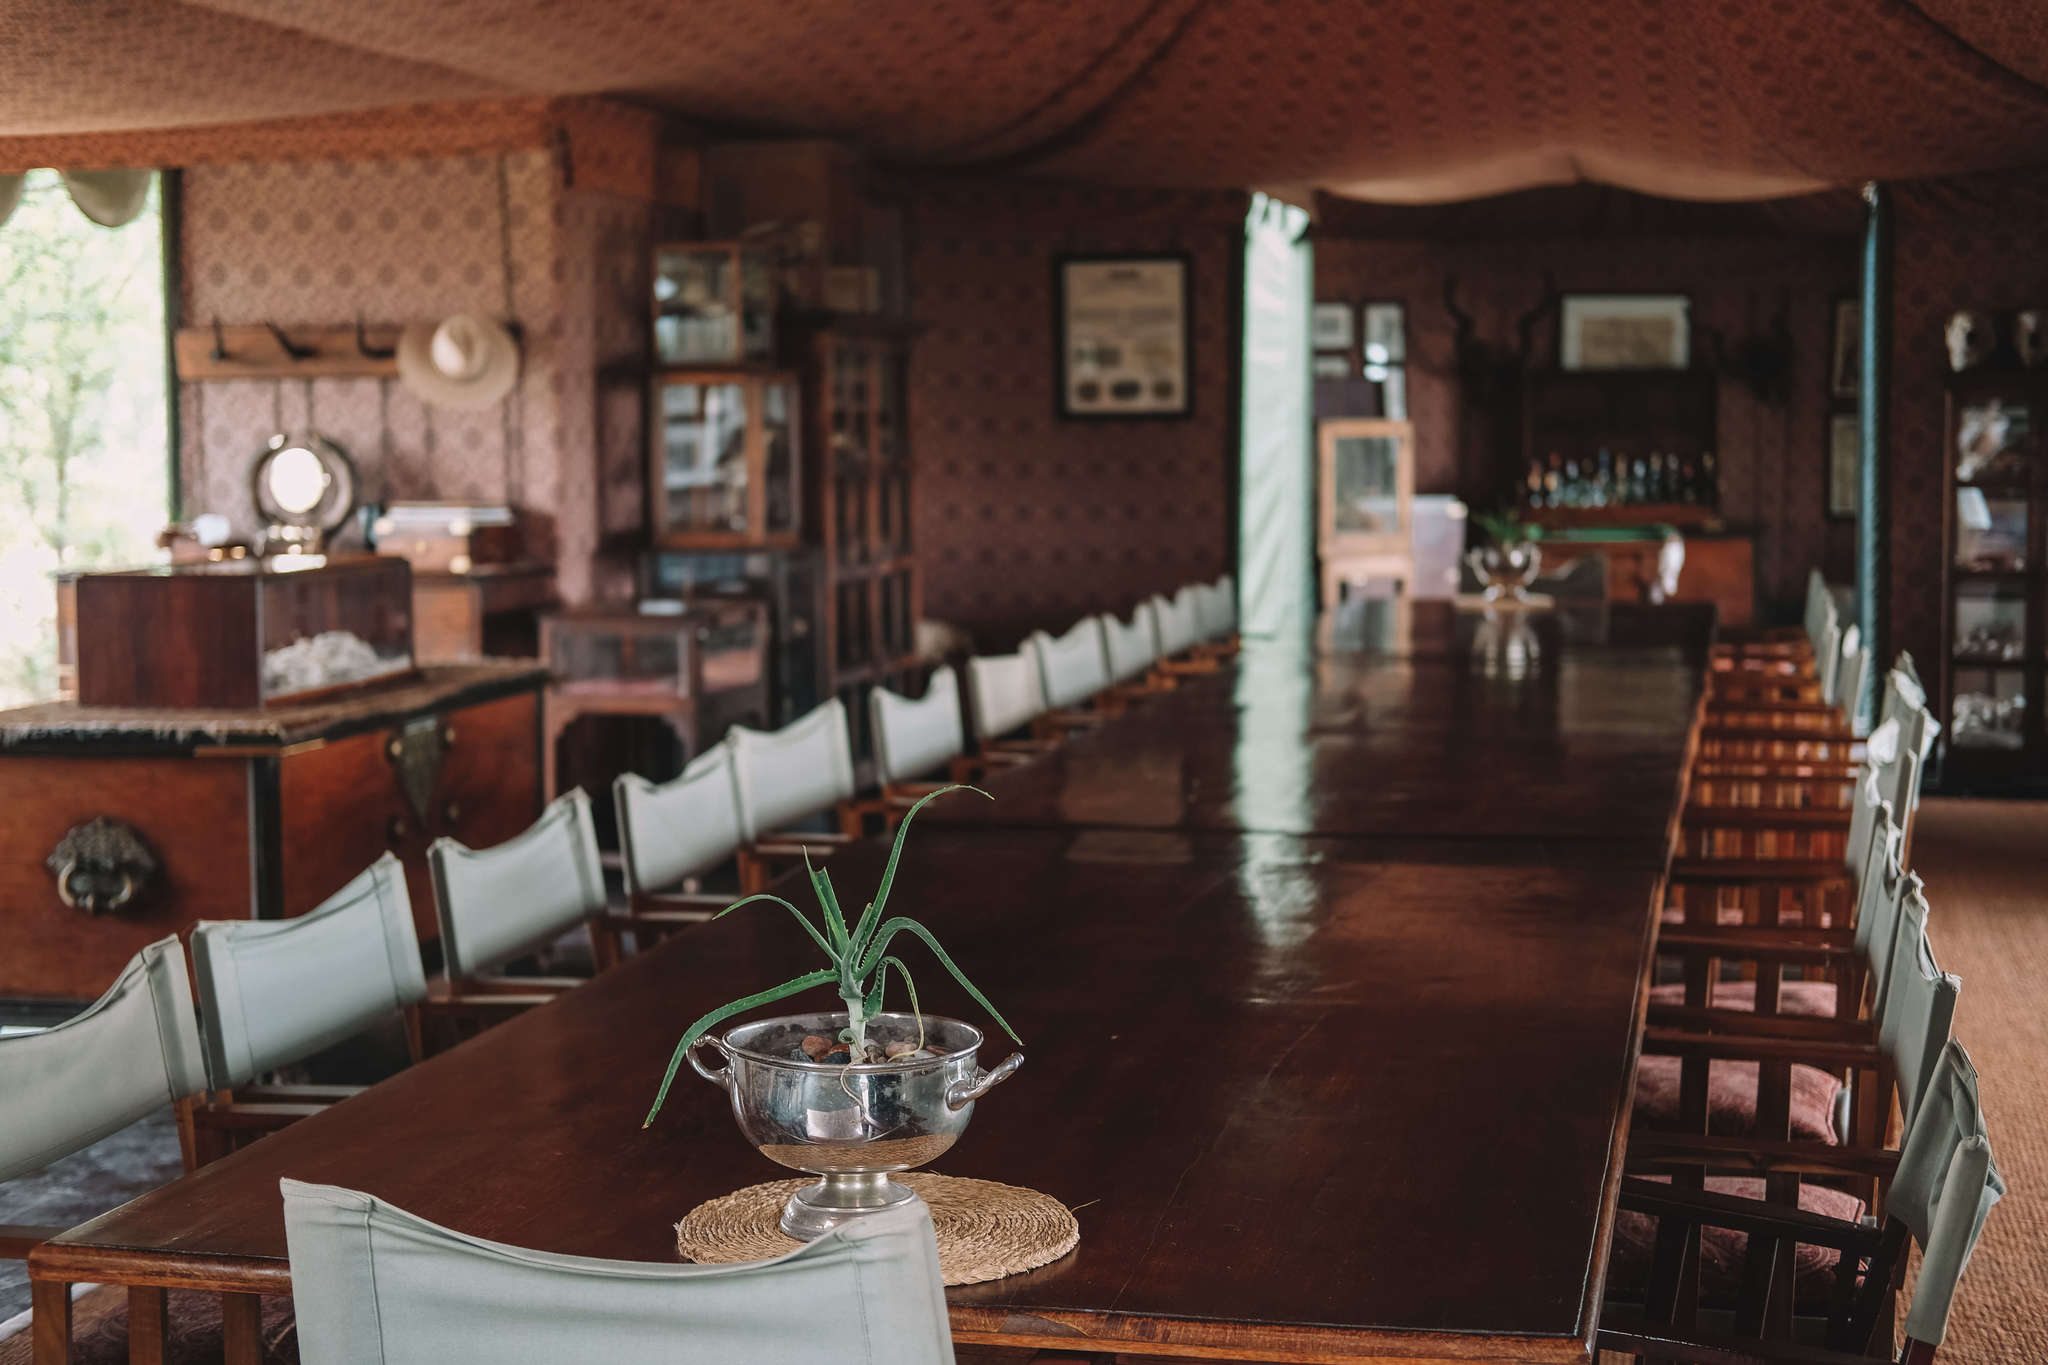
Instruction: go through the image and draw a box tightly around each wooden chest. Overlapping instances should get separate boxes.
[0,664,545,1006]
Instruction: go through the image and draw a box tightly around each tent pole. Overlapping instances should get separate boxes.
[1857,181,1891,722]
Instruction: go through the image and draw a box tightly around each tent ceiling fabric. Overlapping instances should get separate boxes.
[4,0,2048,200]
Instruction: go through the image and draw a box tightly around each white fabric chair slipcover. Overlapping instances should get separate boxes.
[429,789,606,980]
[1802,569,1831,651]
[1892,1041,2004,1350]
[1813,603,1843,705]
[870,667,965,786]
[614,743,746,898]
[1030,618,1111,710]
[727,698,857,841]
[282,1180,955,1365]
[1101,604,1159,684]
[1193,576,1237,640]
[1875,880,1960,1134]
[966,650,1046,742]
[0,937,207,1182]
[191,853,427,1092]
[1151,591,1200,657]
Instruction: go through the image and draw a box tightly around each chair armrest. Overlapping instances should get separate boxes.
[1640,1025,1879,1070]
[1615,1175,1879,1252]
[191,1101,331,1130]
[231,1083,363,1104]
[1646,1004,1867,1041]
[1682,805,1852,829]
[0,1225,66,1259]
[1669,858,1848,885]
[1626,1135,1901,1183]
[1659,926,1855,956]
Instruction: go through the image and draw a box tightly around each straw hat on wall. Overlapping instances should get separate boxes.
[397,314,520,410]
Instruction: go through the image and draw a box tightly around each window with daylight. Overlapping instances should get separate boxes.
[0,170,170,704]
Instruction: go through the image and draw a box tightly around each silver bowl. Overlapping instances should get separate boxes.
[1466,542,1543,601]
[689,1011,1023,1239]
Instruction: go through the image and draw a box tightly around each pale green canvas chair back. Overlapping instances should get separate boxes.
[1802,568,1831,650]
[1151,590,1199,657]
[727,698,857,841]
[1030,618,1110,710]
[1891,1040,2004,1353]
[966,649,1045,742]
[614,743,745,899]
[1101,604,1159,683]
[1814,604,1843,703]
[1876,877,1960,1134]
[282,1180,956,1365]
[0,936,207,1182]
[870,666,964,785]
[1846,790,1903,970]
[1832,626,1868,730]
[192,853,427,1091]
[429,789,606,980]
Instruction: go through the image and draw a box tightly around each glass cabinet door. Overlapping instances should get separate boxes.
[875,346,911,557]
[654,248,738,365]
[1955,489,2028,571]
[1951,667,2027,750]
[1332,433,1405,537]
[660,381,751,537]
[762,380,797,537]
[1954,581,2028,662]
[1955,398,2034,485]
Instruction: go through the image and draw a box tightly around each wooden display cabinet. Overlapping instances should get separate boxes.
[652,242,777,367]
[1318,418,1416,602]
[1940,371,2048,790]
[649,370,802,549]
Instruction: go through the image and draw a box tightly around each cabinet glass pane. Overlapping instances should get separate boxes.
[1956,399,2033,483]
[1954,581,2027,661]
[1332,435,1403,536]
[1954,490,2028,571]
[655,249,737,365]
[1951,668,2026,750]
[763,381,797,535]
[661,382,750,536]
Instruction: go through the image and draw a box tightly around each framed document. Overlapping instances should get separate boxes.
[1055,254,1192,418]
[1560,294,1691,370]
[1312,302,1355,351]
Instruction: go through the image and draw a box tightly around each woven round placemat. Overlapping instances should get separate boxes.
[675,1172,1078,1286]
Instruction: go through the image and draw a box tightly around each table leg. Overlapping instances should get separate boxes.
[30,1280,70,1365]
[220,1293,261,1365]
[128,1286,168,1365]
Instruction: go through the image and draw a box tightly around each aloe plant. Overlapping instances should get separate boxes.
[643,784,1021,1126]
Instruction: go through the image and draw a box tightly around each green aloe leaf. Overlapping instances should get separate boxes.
[859,916,1021,1044]
[849,785,990,959]
[643,968,837,1126]
[714,892,841,965]
[861,952,921,1024]
[805,848,850,951]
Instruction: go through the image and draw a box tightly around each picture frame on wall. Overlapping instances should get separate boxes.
[1054,253,1192,419]
[1313,354,1353,380]
[1828,411,1861,519]
[1831,298,1860,398]
[1312,302,1355,351]
[1559,294,1691,371]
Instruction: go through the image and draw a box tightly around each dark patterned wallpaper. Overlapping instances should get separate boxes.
[1314,233,1860,616]
[177,149,657,604]
[904,180,1247,648]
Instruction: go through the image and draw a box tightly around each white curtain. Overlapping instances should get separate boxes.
[1236,192,1314,644]
[0,168,154,229]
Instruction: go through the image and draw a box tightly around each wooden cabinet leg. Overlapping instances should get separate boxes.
[220,1293,262,1365]
[31,1279,71,1365]
[128,1285,168,1365]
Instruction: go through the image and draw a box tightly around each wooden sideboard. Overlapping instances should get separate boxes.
[1531,531,1756,628]
[0,663,545,1007]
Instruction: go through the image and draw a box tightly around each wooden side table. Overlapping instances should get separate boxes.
[539,602,771,797]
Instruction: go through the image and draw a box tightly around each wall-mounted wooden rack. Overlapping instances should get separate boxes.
[173,321,402,382]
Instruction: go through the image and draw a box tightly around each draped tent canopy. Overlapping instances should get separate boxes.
[3,0,2048,201]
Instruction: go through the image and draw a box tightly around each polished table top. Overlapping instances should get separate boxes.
[34,604,1710,1363]
[935,601,1711,842]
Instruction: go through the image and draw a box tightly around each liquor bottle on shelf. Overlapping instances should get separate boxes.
[1527,463,1545,508]
[1699,451,1718,508]
[1665,452,1682,503]
[1594,447,1613,506]
[1544,452,1562,508]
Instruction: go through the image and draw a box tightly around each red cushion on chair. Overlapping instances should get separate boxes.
[1646,979,1839,1017]
[1632,1054,1842,1144]
[1609,1177,1867,1305]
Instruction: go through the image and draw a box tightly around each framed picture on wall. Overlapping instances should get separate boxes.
[1313,354,1353,379]
[1312,302,1355,351]
[1560,294,1691,370]
[1831,298,1861,398]
[1828,411,1861,519]
[1054,253,1192,419]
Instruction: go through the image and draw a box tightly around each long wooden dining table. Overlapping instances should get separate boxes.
[29,600,1712,1364]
